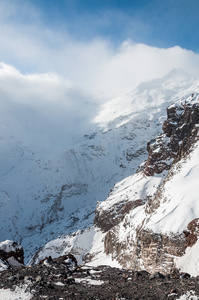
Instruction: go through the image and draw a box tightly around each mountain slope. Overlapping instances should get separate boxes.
[33,92,199,276]
[1,70,199,263]
[89,95,199,275]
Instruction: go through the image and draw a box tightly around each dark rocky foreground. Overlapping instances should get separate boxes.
[0,255,199,299]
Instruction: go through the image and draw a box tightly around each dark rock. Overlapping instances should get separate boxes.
[65,277,75,284]
[169,288,178,295]
[143,100,199,176]
[94,198,144,232]
[0,240,25,269]
[170,268,180,279]
[0,260,199,299]
[183,218,199,247]
[135,270,150,278]
[180,272,191,279]
[8,276,16,282]
[149,272,165,279]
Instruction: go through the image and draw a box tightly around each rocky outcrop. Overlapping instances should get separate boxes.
[183,218,199,248]
[104,227,186,274]
[0,240,24,269]
[144,98,199,176]
[94,198,144,232]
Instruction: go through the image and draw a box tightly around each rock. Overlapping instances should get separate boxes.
[0,260,199,299]
[180,272,191,279]
[8,276,16,282]
[65,277,75,285]
[170,268,181,279]
[183,218,199,247]
[0,240,25,269]
[36,275,42,282]
[143,101,199,176]
[169,288,178,295]
[149,272,165,279]
[94,199,144,232]
[134,270,150,278]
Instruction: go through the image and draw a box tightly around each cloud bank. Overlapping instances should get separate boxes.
[0,1,199,96]
[1,1,199,150]
[0,63,99,150]
[1,43,199,151]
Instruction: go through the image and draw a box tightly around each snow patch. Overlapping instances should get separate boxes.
[75,278,104,285]
[175,239,199,277]
[0,240,22,253]
[0,285,32,300]
[177,290,199,300]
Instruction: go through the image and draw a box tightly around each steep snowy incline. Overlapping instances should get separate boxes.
[88,96,199,275]
[1,70,199,262]
[32,94,199,276]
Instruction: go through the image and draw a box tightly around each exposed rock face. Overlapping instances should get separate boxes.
[144,99,199,176]
[183,218,199,248]
[104,227,186,274]
[0,240,24,269]
[94,198,144,232]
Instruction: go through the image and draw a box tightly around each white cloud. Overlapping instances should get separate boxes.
[1,1,199,150]
[0,63,98,150]
[0,1,199,98]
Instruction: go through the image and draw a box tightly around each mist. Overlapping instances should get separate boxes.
[1,1,199,150]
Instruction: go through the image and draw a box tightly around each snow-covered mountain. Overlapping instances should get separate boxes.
[1,69,199,271]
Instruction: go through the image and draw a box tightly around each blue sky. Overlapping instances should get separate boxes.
[31,0,199,51]
[0,1,199,106]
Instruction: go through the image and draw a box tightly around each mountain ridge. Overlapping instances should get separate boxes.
[0,70,199,266]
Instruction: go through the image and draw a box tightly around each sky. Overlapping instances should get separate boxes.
[1,0,199,148]
[33,0,199,51]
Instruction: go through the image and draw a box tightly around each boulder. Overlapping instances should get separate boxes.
[0,240,24,269]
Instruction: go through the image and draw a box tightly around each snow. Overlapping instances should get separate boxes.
[177,291,199,300]
[84,228,122,268]
[30,225,121,268]
[0,240,21,253]
[0,91,160,262]
[108,140,199,245]
[98,172,165,212]
[0,259,8,271]
[175,239,199,277]
[0,285,32,300]
[54,282,65,286]
[147,141,199,234]
[7,257,24,269]
[30,227,96,265]
[75,278,104,285]
[93,137,199,271]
